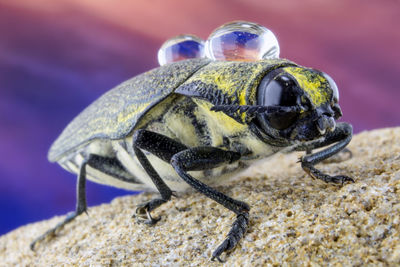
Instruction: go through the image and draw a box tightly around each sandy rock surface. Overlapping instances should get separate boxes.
[1,127,399,266]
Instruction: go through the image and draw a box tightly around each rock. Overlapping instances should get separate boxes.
[1,127,399,266]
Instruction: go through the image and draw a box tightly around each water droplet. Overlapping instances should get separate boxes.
[157,34,205,66]
[205,21,280,61]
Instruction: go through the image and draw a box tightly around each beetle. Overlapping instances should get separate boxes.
[31,57,353,261]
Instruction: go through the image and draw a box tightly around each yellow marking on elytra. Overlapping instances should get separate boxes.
[117,103,147,124]
[285,67,330,107]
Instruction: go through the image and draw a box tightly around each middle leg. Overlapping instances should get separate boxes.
[132,129,187,224]
[170,147,248,262]
[133,129,249,261]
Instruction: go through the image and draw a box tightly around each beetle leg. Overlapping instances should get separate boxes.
[300,122,355,184]
[30,156,90,250]
[320,147,352,163]
[132,129,187,224]
[305,147,352,162]
[293,125,353,162]
[133,129,249,260]
[170,147,248,262]
[85,154,144,184]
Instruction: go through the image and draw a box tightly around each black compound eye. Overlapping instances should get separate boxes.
[321,72,339,103]
[258,75,298,107]
[257,70,300,130]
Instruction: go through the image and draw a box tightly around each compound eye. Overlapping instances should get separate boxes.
[259,75,298,107]
[257,72,299,130]
[321,72,339,102]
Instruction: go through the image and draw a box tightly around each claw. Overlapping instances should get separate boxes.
[330,175,354,185]
[210,213,249,262]
[30,210,83,250]
[338,175,354,185]
[30,230,55,251]
[211,239,230,262]
[135,204,161,225]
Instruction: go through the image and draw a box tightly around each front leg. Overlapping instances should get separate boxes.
[170,147,249,262]
[301,122,354,184]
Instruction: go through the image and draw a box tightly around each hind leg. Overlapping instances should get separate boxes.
[30,157,89,250]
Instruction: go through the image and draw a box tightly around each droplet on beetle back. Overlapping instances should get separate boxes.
[157,34,205,66]
[205,21,280,61]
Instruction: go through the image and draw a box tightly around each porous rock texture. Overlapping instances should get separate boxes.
[1,127,399,266]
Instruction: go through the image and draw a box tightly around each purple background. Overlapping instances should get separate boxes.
[0,0,399,235]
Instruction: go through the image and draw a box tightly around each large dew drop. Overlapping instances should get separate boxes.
[205,21,280,61]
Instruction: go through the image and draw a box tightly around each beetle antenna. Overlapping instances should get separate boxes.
[211,105,302,116]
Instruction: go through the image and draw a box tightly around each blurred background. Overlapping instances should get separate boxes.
[0,0,399,235]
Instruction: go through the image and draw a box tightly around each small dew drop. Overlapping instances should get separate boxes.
[157,34,205,66]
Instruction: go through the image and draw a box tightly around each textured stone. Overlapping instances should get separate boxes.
[1,127,399,266]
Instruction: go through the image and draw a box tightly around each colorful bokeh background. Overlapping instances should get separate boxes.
[0,0,399,235]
